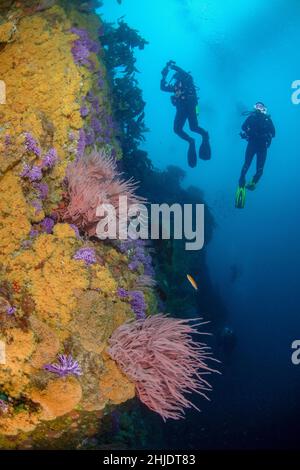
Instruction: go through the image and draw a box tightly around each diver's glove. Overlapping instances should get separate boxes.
[161,60,176,77]
[167,60,176,68]
[161,65,169,78]
[266,135,272,147]
[240,131,248,140]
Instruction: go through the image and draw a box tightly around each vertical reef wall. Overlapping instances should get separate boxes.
[0,0,220,450]
[0,0,145,448]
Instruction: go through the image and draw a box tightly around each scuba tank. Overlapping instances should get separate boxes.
[168,64,198,106]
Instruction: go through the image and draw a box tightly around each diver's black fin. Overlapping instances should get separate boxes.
[199,132,211,160]
[188,141,197,168]
[235,186,246,209]
[245,179,256,191]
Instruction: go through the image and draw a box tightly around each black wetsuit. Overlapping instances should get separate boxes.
[160,68,207,144]
[239,111,275,187]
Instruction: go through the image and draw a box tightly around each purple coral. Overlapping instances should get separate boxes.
[117,287,128,299]
[72,41,90,66]
[77,129,86,158]
[6,306,16,316]
[85,130,95,146]
[20,164,43,182]
[91,116,102,134]
[129,290,147,320]
[130,242,155,276]
[34,182,49,200]
[97,76,105,88]
[119,239,155,276]
[42,148,57,169]
[70,224,80,238]
[29,228,39,238]
[31,199,43,214]
[74,247,96,265]
[80,105,89,118]
[24,133,41,157]
[117,288,146,320]
[91,96,100,113]
[20,164,30,178]
[44,354,82,377]
[41,217,55,234]
[70,27,100,68]
[28,166,43,182]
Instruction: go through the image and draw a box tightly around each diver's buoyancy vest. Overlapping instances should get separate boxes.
[246,113,273,142]
[171,75,198,107]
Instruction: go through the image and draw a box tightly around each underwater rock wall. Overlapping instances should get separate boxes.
[0,1,145,449]
[0,1,219,450]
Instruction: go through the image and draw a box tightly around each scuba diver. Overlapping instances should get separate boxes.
[235,102,275,209]
[160,60,211,168]
[217,326,237,355]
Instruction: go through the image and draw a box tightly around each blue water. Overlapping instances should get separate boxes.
[101,0,300,449]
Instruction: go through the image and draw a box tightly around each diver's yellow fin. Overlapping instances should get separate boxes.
[235,186,246,209]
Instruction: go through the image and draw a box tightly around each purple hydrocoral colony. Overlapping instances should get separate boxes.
[80,105,89,118]
[24,132,41,157]
[77,129,86,158]
[91,116,102,134]
[31,199,43,214]
[42,148,57,169]
[70,224,80,238]
[85,130,95,146]
[29,228,39,238]
[74,247,96,265]
[20,164,43,182]
[117,288,146,320]
[41,217,55,234]
[44,355,82,377]
[97,75,105,88]
[93,97,100,114]
[34,182,49,200]
[126,240,154,276]
[70,27,100,68]
[6,306,16,315]
[117,287,128,299]
[129,290,147,320]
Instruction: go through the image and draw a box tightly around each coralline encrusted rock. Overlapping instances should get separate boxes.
[0,21,17,43]
[30,377,83,420]
[0,2,147,448]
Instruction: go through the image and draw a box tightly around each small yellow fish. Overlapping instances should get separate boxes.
[187,274,198,290]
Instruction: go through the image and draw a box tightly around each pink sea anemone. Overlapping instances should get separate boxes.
[63,150,144,236]
[108,314,219,421]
